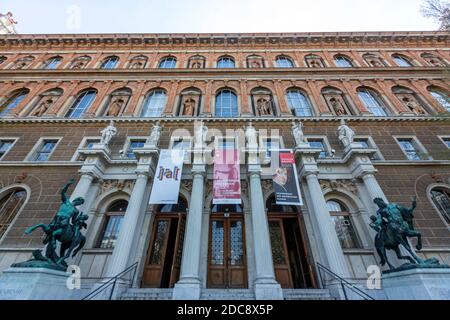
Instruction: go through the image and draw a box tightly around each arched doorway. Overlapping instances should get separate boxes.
[207,203,247,289]
[141,197,187,288]
[266,195,316,289]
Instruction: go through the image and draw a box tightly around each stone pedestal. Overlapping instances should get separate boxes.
[382,268,450,300]
[0,268,73,300]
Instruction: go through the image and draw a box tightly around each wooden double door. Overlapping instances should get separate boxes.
[142,213,186,288]
[207,214,247,289]
[268,215,316,289]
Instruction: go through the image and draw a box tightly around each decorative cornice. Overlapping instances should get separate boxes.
[0,115,449,125]
[0,31,448,50]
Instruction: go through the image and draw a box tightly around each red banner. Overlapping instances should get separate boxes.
[213,149,241,204]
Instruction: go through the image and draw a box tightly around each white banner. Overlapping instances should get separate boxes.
[149,149,185,204]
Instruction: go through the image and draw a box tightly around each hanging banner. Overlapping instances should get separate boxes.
[272,150,303,206]
[213,148,241,204]
[149,149,185,204]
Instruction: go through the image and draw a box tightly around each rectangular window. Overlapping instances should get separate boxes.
[397,138,422,160]
[127,139,146,159]
[442,137,450,149]
[77,139,100,161]
[33,139,58,162]
[262,138,280,159]
[354,138,381,160]
[308,139,327,158]
[0,139,15,160]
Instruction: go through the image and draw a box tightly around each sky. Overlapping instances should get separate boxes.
[1,0,439,34]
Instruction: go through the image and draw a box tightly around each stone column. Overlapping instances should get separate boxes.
[70,173,95,203]
[173,165,205,300]
[248,166,283,300]
[105,172,149,277]
[304,172,351,279]
[361,173,388,203]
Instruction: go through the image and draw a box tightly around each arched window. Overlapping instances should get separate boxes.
[159,57,177,69]
[128,55,148,69]
[275,55,294,68]
[430,187,450,226]
[286,89,314,117]
[421,53,446,67]
[70,55,91,69]
[211,204,243,213]
[104,88,132,117]
[29,88,63,117]
[217,56,235,68]
[158,197,188,213]
[141,89,167,117]
[357,88,388,116]
[101,56,119,69]
[97,199,128,249]
[428,87,450,112]
[43,56,62,70]
[392,54,413,67]
[0,89,29,117]
[188,55,206,69]
[65,89,97,118]
[334,55,354,68]
[326,200,361,249]
[0,188,27,240]
[12,56,35,69]
[215,89,238,117]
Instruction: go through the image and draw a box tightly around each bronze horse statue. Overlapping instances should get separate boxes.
[370,197,424,270]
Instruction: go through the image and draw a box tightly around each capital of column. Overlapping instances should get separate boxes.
[135,170,150,179]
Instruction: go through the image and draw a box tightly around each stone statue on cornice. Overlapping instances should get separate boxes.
[337,119,355,148]
[100,120,118,146]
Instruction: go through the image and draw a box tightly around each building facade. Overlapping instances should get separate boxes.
[0,31,449,300]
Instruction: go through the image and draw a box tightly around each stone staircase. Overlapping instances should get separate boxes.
[120,288,335,300]
[200,289,256,300]
[282,289,335,300]
[120,288,174,300]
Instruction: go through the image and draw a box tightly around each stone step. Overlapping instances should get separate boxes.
[282,289,335,300]
[200,289,256,300]
[120,288,174,300]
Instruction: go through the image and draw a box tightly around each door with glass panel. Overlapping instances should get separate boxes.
[142,212,186,288]
[208,214,247,288]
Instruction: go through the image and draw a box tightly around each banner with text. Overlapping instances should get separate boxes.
[272,150,303,206]
[149,149,185,204]
[213,148,241,205]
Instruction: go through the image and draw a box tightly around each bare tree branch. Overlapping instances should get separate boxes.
[421,0,450,31]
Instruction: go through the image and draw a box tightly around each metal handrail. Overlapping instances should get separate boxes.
[317,262,375,300]
[82,262,139,300]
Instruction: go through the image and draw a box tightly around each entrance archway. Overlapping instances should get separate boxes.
[207,204,248,289]
[266,195,316,289]
[141,197,187,288]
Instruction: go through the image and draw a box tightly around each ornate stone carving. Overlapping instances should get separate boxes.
[337,119,355,148]
[182,97,196,116]
[106,96,126,117]
[292,120,307,146]
[194,121,208,148]
[100,120,118,146]
[181,180,193,192]
[99,179,135,195]
[30,97,55,117]
[320,179,358,194]
[396,94,427,115]
[325,95,347,116]
[255,96,272,116]
[245,121,258,149]
[148,121,162,146]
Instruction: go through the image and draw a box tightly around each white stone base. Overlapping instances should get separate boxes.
[172,282,201,300]
[0,268,74,300]
[254,282,284,300]
[382,268,450,300]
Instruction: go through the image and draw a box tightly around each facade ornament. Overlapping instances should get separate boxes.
[100,120,118,146]
[106,97,125,117]
[181,180,193,192]
[147,121,162,147]
[292,121,307,147]
[245,121,258,149]
[182,98,196,116]
[319,179,358,195]
[31,98,54,117]
[0,12,18,34]
[194,121,208,148]
[337,119,355,148]
[99,179,135,196]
